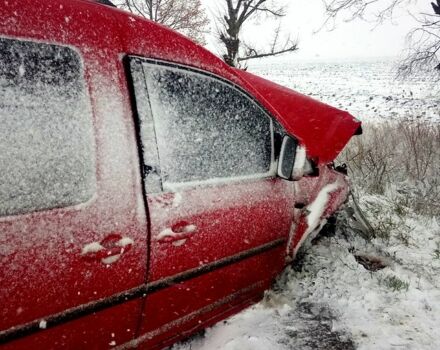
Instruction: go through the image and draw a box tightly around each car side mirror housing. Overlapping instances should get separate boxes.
[277,135,297,180]
[277,136,319,181]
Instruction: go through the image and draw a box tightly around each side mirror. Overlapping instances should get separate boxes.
[277,135,297,180]
[277,136,319,181]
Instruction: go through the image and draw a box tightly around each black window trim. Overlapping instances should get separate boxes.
[128,56,277,193]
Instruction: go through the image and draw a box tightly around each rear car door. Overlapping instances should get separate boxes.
[0,37,147,349]
[128,58,296,347]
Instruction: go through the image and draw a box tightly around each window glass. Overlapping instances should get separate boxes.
[0,37,95,216]
[143,65,272,185]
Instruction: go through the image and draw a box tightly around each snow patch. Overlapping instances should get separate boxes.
[156,225,197,240]
[306,181,340,229]
[81,242,104,255]
[181,224,197,233]
[293,181,340,256]
[172,239,187,247]
[156,228,175,240]
[173,193,183,207]
[116,237,134,247]
[292,146,306,179]
[101,254,121,265]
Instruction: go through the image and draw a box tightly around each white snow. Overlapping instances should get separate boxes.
[81,238,133,264]
[156,228,175,241]
[172,239,187,247]
[181,224,197,233]
[292,146,306,179]
[81,242,104,255]
[101,254,122,265]
[291,181,340,256]
[172,193,183,207]
[306,181,340,229]
[156,225,197,241]
[115,237,134,247]
[247,57,440,124]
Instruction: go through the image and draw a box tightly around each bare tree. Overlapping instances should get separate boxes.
[216,0,298,67]
[323,0,413,25]
[117,0,209,45]
[399,2,440,76]
[322,0,440,77]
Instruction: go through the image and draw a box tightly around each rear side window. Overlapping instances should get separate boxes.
[0,37,95,216]
[142,64,272,186]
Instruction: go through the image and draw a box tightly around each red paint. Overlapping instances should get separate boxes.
[0,0,360,349]
[234,69,362,164]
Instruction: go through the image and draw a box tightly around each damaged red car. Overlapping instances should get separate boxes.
[0,0,361,349]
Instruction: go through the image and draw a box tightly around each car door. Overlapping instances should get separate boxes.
[128,58,296,347]
[0,37,147,349]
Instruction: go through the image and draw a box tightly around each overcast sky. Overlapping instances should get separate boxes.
[203,0,432,60]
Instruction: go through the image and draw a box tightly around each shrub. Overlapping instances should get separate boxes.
[338,122,440,217]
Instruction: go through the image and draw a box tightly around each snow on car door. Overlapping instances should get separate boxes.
[128,58,295,347]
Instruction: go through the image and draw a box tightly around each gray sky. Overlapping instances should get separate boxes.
[203,0,431,60]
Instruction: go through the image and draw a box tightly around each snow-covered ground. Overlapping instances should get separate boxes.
[248,57,440,123]
[171,59,440,350]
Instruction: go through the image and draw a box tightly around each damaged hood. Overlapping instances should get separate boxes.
[234,69,361,164]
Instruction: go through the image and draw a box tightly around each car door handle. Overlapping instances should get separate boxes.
[156,221,198,243]
[81,234,134,264]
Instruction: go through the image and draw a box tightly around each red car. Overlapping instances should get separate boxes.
[0,0,361,349]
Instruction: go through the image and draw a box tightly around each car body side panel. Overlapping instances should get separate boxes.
[1,301,140,350]
[134,248,285,349]
[135,178,295,347]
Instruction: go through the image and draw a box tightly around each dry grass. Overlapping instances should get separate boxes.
[338,122,440,217]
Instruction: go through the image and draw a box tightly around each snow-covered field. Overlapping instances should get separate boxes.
[172,58,440,350]
[249,57,440,123]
